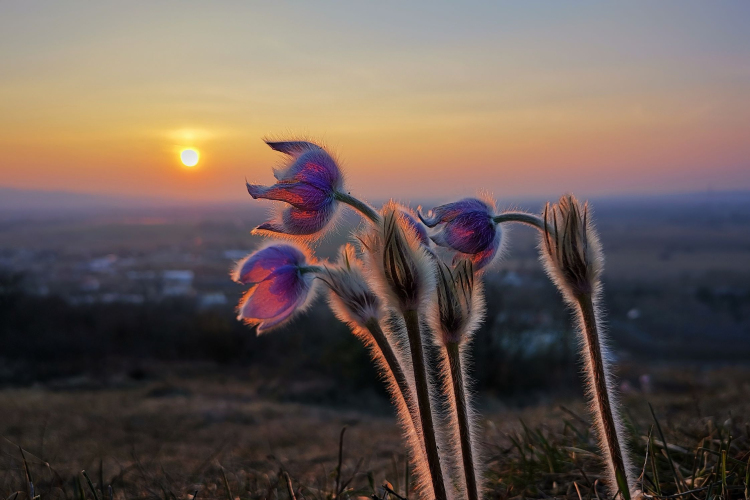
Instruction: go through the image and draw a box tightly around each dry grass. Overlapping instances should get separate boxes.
[1,367,749,500]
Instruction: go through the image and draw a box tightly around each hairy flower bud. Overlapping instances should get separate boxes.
[431,259,484,345]
[361,202,434,313]
[540,194,603,301]
[320,244,382,328]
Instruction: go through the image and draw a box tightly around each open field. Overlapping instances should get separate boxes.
[2,365,749,499]
[2,194,749,498]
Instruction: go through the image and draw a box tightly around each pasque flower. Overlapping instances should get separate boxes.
[431,259,483,346]
[540,194,633,498]
[232,242,319,333]
[361,202,449,500]
[430,259,485,500]
[362,202,434,313]
[247,141,344,236]
[419,197,502,269]
[247,140,380,236]
[541,194,603,300]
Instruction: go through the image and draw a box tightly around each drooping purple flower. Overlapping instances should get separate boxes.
[247,141,344,236]
[419,197,502,270]
[232,243,319,333]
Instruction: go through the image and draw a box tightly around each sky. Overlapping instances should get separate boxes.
[1,1,749,204]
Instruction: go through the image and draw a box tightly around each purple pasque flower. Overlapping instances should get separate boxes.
[247,141,344,236]
[232,242,319,333]
[419,197,502,270]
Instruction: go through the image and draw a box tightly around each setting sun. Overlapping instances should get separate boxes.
[180,148,199,167]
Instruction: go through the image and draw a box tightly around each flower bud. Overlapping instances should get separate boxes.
[540,194,603,301]
[320,244,382,329]
[361,202,434,313]
[431,259,484,345]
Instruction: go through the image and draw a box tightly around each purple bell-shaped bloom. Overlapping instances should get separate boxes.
[247,141,344,236]
[419,197,502,270]
[232,243,319,333]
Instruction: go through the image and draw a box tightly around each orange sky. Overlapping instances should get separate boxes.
[1,2,749,203]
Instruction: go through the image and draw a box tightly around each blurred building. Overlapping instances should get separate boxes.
[162,270,195,296]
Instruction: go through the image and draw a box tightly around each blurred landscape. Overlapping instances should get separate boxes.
[2,189,750,498]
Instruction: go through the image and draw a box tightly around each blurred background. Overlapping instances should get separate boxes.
[1,1,749,497]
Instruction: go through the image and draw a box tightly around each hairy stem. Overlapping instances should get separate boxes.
[446,343,479,500]
[577,294,630,499]
[364,318,420,432]
[334,191,381,224]
[491,211,545,231]
[404,309,447,500]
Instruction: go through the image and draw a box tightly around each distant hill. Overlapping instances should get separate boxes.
[1,185,748,220]
[0,187,266,220]
[0,187,172,213]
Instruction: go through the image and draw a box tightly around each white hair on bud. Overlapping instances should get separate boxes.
[538,194,634,497]
[359,201,436,315]
[425,259,486,500]
[321,244,383,329]
[427,259,485,347]
[538,194,603,304]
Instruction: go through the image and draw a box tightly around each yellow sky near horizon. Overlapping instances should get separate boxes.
[1,2,749,203]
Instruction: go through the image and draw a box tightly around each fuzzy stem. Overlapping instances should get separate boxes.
[446,342,479,500]
[334,191,381,224]
[364,318,420,432]
[577,293,630,499]
[299,265,325,275]
[491,211,545,231]
[404,309,447,500]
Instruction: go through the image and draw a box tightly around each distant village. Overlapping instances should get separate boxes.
[0,247,253,309]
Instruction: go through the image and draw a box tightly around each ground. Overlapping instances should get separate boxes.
[2,365,749,500]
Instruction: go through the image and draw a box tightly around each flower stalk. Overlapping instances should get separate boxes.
[363,317,419,431]
[540,195,632,499]
[577,294,630,499]
[491,211,545,231]
[431,259,483,500]
[403,309,447,500]
[446,342,478,500]
[333,191,381,224]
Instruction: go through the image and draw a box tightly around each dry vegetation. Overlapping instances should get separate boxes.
[2,366,749,500]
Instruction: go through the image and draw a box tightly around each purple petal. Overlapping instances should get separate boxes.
[255,297,306,333]
[265,141,320,157]
[254,204,337,236]
[233,245,307,284]
[247,180,333,211]
[419,198,493,227]
[452,229,502,270]
[430,211,496,255]
[273,149,342,192]
[238,266,313,332]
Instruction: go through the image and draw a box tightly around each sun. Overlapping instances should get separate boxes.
[180,148,199,167]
